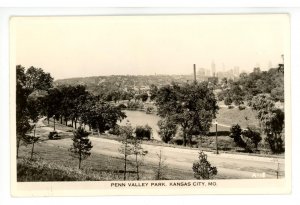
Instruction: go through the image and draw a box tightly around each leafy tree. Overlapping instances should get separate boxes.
[156,82,218,146]
[157,118,177,143]
[25,66,53,92]
[229,124,246,148]
[149,84,158,101]
[242,127,262,151]
[16,65,53,158]
[119,125,134,180]
[82,100,126,134]
[69,127,93,169]
[192,151,217,179]
[139,93,149,102]
[250,94,284,153]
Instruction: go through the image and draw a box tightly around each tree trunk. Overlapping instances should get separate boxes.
[16,136,21,158]
[60,116,63,124]
[136,154,139,180]
[31,142,35,160]
[71,119,74,127]
[65,118,68,126]
[183,132,187,147]
[74,119,77,129]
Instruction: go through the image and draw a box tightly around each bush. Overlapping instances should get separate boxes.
[127,101,144,110]
[265,133,284,154]
[135,125,152,140]
[192,151,217,179]
[229,124,246,148]
[228,105,234,109]
[146,106,154,114]
[238,104,246,110]
[171,138,183,145]
[242,127,262,151]
[108,124,121,135]
[157,118,177,143]
[48,131,60,140]
[224,97,233,105]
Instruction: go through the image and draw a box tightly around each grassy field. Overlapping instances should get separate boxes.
[18,138,197,181]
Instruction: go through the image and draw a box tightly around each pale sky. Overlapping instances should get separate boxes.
[12,15,289,80]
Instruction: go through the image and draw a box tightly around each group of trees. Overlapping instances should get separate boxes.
[16,65,54,157]
[229,124,262,153]
[217,67,284,106]
[155,82,219,146]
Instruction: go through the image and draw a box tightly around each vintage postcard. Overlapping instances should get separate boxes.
[10,14,291,196]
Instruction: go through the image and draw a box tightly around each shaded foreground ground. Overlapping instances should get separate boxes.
[17,118,285,181]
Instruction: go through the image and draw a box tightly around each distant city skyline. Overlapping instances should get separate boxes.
[12,15,289,80]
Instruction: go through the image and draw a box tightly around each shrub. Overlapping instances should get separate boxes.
[242,127,262,150]
[171,138,183,145]
[228,105,234,109]
[192,151,217,179]
[238,104,246,110]
[127,101,144,110]
[224,97,233,105]
[108,124,121,135]
[157,118,177,143]
[229,124,246,148]
[48,131,60,140]
[146,106,154,114]
[135,125,152,140]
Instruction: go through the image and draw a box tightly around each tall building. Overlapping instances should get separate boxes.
[211,61,216,77]
[233,66,240,77]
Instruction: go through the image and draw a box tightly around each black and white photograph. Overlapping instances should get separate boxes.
[10,14,291,195]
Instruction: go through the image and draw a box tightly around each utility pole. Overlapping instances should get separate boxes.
[215,120,219,154]
[193,64,197,83]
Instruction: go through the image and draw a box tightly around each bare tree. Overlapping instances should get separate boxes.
[133,137,148,180]
[119,125,134,180]
[155,150,167,180]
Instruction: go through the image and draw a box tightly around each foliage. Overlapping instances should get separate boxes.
[69,127,93,169]
[149,84,158,101]
[238,104,246,110]
[224,96,232,105]
[127,101,144,110]
[146,106,154,114]
[108,124,121,135]
[16,65,53,158]
[192,151,217,179]
[250,94,284,153]
[156,82,218,146]
[135,125,152,140]
[229,124,246,148]
[242,127,262,150]
[157,118,177,143]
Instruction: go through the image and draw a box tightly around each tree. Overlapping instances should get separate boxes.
[229,124,246,149]
[119,125,134,180]
[133,137,147,180]
[156,82,218,146]
[250,94,285,153]
[16,65,53,158]
[224,96,233,105]
[69,127,93,169]
[157,117,177,143]
[149,84,158,101]
[23,132,39,160]
[81,100,126,134]
[192,151,217,179]
[242,127,262,151]
[155,150,167,180]
[25,66,53,92]
[140,93,149,102]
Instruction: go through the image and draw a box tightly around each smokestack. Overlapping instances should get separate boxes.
[193,64,196,83]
